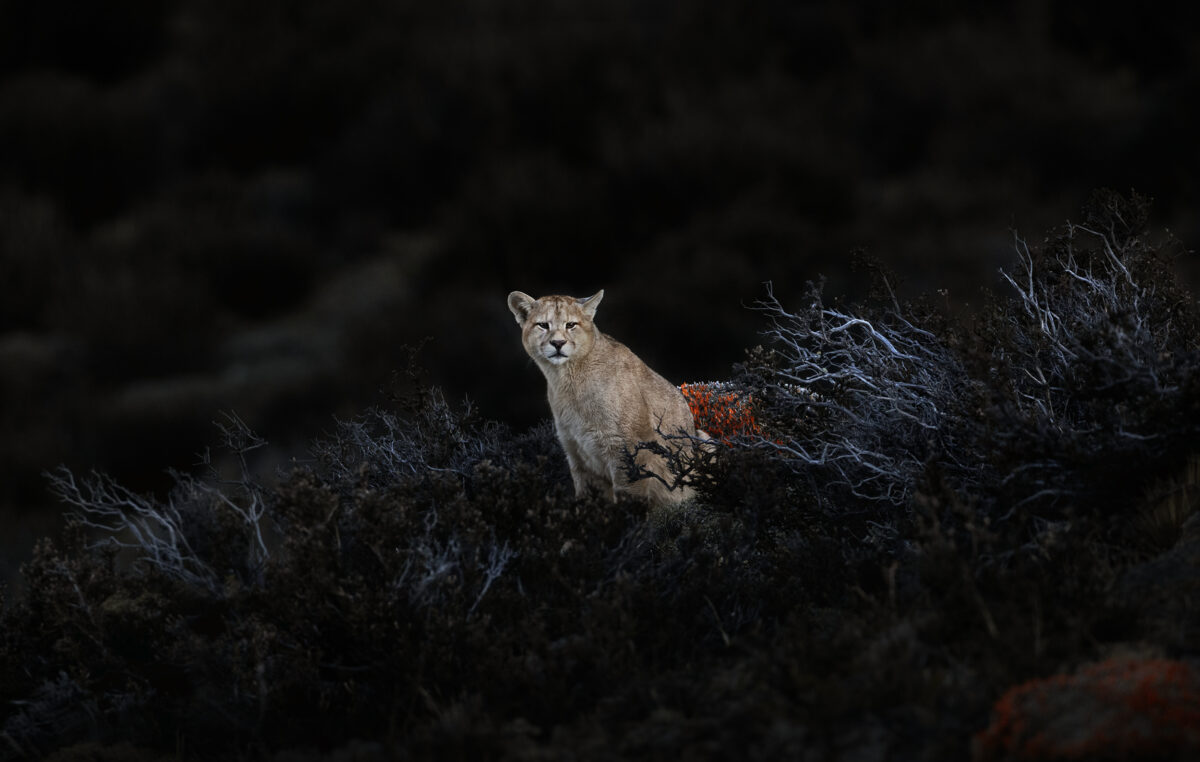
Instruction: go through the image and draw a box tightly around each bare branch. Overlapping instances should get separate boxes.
[732,279,971,506]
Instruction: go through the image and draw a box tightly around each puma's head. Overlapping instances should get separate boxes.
[507,290,604,368]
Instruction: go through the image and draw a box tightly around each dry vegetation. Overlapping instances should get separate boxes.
[3,192,1199,760]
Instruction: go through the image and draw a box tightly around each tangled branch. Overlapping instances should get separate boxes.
[46,412,273,594]
[739,279,968,507]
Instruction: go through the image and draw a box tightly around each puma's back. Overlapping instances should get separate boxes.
[508,289,703,507]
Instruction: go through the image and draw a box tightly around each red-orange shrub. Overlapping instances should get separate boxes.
[680,382,764,442]
[975,657,1200,761]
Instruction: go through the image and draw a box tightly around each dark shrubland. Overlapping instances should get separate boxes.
[4,191,1200,760]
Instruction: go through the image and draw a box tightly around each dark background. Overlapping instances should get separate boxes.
[2,0,1199,582]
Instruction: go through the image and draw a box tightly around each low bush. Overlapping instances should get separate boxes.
[975,656,1200,761]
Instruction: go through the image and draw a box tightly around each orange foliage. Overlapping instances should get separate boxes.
[680,382,765,442]
[975,657,1200,760]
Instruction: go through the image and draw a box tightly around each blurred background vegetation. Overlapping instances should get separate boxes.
[2,0,1198,583]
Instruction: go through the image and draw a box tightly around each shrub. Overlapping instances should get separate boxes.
[732,273,972,510]
[975,657,1200,761]
[45,412,271,596]
[722,191,1200,555]
[974,189,1200,522]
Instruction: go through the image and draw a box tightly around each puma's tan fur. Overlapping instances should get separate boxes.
[507,289,704,507]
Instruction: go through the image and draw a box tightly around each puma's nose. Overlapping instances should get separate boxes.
[550,339,566,350]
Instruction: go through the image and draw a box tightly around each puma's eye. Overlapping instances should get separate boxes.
[565,322,578,330]
[535,322,550,330]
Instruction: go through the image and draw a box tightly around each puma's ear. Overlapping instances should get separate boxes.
[578,289,604,319]
[508,291,536,324]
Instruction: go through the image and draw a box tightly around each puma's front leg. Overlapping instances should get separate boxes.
[560,435,607,499]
